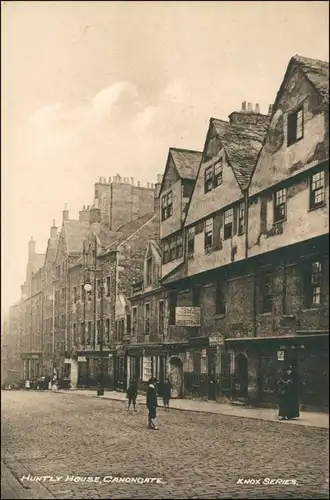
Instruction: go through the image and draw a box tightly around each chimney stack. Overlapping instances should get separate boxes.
[241,101,247,113]
[28,236,36,259]
[255,103,260,114]
[247,102,253,113]
[50,219,58,238]
[268,104,273,115]
[62,203,69,222]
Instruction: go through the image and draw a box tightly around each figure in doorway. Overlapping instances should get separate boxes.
[126,378,138,411]
[146,378,158,430]
[277,366,300,420]
[162,377,172,410]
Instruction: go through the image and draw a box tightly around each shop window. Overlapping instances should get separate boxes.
[142,356,152,382]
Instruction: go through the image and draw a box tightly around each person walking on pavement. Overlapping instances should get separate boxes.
[127,378,138,411]
[277,366,300,420]
[162,377,172,411]
[146,378,158,430]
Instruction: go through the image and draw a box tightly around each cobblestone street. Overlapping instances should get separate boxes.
[1,391,329,499]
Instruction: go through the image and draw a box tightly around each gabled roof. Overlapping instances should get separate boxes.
[210,118,268,190]
[170,148,202,180]
[100,213,155,255]
[273,54,329,111]
[159,147,202,195]
[63,220,91,255]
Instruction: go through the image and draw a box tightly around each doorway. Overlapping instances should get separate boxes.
[169,356,183,398]
[234,353,248,398]
[208,352,216,400]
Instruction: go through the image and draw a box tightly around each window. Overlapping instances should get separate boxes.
[80,322,85,345]
[145,303,150,334]
[142,356,152,382]
[126,314,131,335]
[204,166,213,193]
[96,279,101,298]
[81,285,85,302]
[169,292,177,325]
[73,323,78,346]
[224,208,234,239]
[176,234,183,258]
[310,171,325,209]
[106,277,111,297]
[274,188,287,223]
[61,314,66,328]
[287,107,304,146]
[105,318,110,343]
[261,271,273,313]
[214,159,223,187]
[237,202,245,235]
[161,191,173,220]
[163,242,169,264]
[61,288,66,301]
[87,322,92,344]
[169,238,176,261]
[187,227,195,255]
[307,260,323,307]
[146,257,152,286]
[204,218,213,249]
[97,320,101,344]
[215,283,226,315]
[158,300,164,333]
[132,307,137,335]
[73,287,77,303]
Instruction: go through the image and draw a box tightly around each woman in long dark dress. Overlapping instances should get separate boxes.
[277,367,300,420]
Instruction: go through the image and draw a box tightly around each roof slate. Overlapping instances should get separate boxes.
[294,54,329,102]
[211,118,268,190]
[170,148,202,180]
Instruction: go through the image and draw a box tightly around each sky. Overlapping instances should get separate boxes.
[1,0,329,313]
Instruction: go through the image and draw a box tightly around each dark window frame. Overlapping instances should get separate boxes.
[287,106,304,146]
[204,218,213,249]
[161,191,173,221]
[215,283,226,315]
[309,171,325,210]
[273,188,287,223]
[224,208,234,240]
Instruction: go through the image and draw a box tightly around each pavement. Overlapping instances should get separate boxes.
[2,391,329,499]
[51,388,329,429]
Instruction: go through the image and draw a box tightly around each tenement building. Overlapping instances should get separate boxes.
[156,54,329,410]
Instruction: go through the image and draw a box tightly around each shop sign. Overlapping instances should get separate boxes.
[209,335,224,347]
[78,356,87,362]
[277,351,285,361]
[175,307,201,327]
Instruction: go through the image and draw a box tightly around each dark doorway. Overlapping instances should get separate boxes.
[114,356,127,391]
[208,352,216,400]
[234,353,248,398]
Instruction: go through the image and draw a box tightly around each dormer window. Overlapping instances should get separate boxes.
[274,188,287,223]
[146,257,152,286]
[161,191,173,220]
[287,107,303,146]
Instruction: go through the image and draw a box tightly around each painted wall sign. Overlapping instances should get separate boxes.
[175,307,201,327]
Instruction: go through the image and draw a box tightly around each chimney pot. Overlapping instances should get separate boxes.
[247,102,253,113]
[241,101,247,112]
[255,103,260,114]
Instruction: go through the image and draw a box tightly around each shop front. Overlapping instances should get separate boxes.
[225,333,329,410]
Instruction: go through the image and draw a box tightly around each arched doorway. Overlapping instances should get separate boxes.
[169,356,183,398]
[234,353,248,398]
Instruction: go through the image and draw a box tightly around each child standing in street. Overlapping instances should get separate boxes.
[146,378,158,429]
[126,378,138,411]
